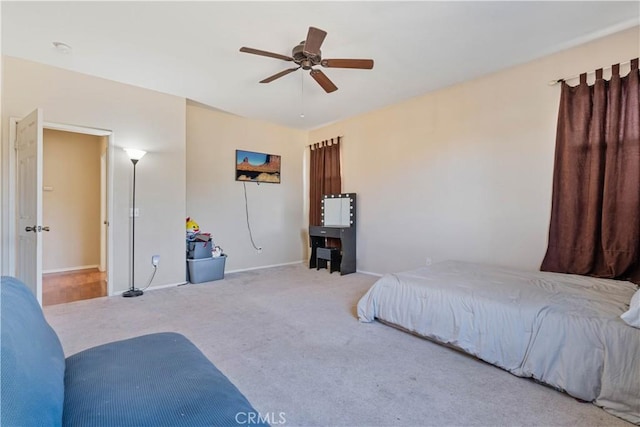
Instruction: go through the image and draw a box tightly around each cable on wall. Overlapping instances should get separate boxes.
[243,182,262,251]
[140,265,158,292]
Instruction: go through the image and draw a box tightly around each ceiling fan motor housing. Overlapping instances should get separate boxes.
[292,41,321,69]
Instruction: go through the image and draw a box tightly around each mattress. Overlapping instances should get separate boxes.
[357,261,640,424]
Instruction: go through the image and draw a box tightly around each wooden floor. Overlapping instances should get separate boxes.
[42,268,107,306]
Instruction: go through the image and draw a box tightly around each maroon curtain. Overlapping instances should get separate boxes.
[309,137,342,226]
[541,58,640,283]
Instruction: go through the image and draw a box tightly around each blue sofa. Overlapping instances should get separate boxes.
[0,276,267,426]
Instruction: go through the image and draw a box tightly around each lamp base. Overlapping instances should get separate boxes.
[122,288,144,298]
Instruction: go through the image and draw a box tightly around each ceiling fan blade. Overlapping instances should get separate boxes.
[321,59,374,69]
[259,67,300,83]
[320,59,373,70]
[303,27,327,57]
[310,69,338,93]
[240,47,293,62]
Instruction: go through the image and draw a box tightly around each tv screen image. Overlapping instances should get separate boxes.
[235,150,281,184]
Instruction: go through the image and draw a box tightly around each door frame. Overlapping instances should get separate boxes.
[8,118,115,296]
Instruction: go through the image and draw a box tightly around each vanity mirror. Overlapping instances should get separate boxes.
[322,193,355,227]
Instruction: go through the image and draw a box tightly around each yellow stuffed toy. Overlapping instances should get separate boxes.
[186,217,200,240]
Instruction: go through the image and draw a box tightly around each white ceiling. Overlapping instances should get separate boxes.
[2,1,639,130]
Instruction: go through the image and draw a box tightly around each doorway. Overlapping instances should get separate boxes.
[8,114,114,306]
[40,129,108,305]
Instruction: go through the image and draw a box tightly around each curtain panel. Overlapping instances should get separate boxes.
[309,137,342,226]
[541,58,640,283]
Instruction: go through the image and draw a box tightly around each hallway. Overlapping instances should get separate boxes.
[43,268,107,306]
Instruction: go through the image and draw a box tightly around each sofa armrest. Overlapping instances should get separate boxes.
[1,277,65,427]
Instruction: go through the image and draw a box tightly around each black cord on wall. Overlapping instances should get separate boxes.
[243,182,262,251]
[140,266,158,291]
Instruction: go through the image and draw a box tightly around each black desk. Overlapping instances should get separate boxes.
[309,225,356,275]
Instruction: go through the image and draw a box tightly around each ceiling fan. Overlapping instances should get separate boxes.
[240,26,374,93]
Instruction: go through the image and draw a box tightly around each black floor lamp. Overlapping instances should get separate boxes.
[123,148,146,298]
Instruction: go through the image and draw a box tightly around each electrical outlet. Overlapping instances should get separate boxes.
[151,255,160,266]
[425,257,432,266]
[257,247,263,254]
[129,208,140,217]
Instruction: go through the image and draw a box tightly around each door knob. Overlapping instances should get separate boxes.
[25,225,50,232]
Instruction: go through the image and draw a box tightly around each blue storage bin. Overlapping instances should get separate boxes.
[186,240,212,259]
[187,255,226,283]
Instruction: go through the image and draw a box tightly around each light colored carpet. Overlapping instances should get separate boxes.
[44,263,631,427]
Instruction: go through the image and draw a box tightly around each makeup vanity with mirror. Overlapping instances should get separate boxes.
[309,193,356,275]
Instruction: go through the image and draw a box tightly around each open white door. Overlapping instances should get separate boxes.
[15,108,44,304]
[100,150,107,272]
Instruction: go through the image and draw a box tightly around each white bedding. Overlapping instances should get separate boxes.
[357,261,640,424]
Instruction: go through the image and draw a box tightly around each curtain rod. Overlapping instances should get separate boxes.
[548,59,633,86]
[308,136,343,149]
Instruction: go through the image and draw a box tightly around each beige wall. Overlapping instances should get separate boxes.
[308,26,640,275]
[186,103,307,271]
[2,56,186,293]
[43,129,101,271]
[2,26,637,284]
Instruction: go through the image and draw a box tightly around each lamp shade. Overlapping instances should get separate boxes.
[124,148,147,161]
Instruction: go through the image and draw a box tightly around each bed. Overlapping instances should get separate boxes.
[357,261,640,424]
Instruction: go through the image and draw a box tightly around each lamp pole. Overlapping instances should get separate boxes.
[123,151,145,297]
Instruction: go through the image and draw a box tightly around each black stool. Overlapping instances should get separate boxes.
[316,247,341,274]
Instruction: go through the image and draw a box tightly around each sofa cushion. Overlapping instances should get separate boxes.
[1,276,65,427]
[63,332,267,426]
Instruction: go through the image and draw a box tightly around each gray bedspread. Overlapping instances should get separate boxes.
[357,261,640,424]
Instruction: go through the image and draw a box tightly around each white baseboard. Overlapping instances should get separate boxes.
[226,260,305,274]
[43,264,99,274]
[112,260,368,295]
[228,260,381,277]
[356,269,383,277]
[112,280,187,296]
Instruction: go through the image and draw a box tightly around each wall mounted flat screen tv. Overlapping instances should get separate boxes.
[235,149,281,184]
